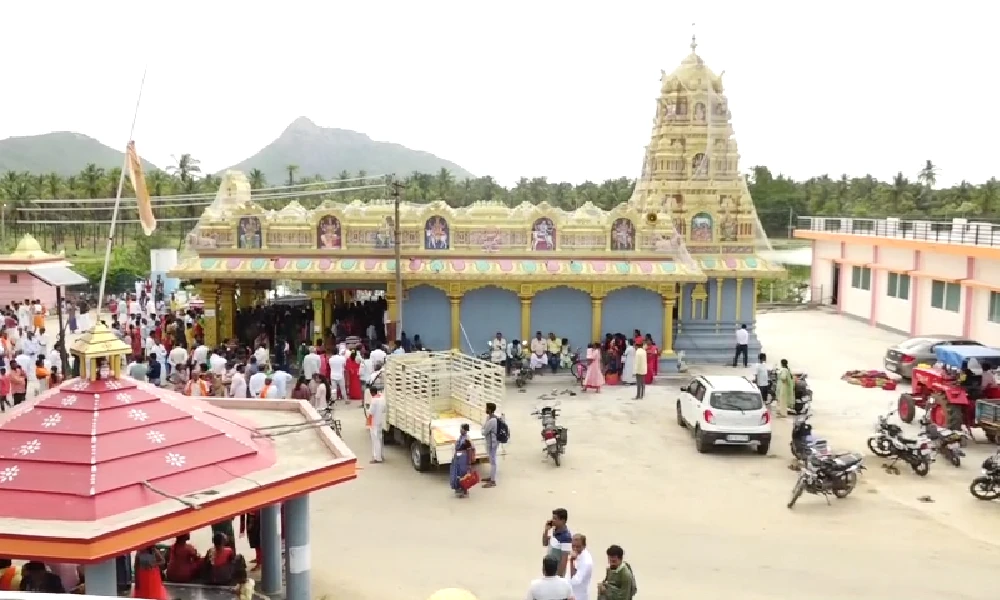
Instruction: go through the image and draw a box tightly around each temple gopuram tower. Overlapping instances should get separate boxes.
[630,37,780,361]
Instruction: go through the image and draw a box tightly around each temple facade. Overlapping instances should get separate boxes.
[169,39,782,364]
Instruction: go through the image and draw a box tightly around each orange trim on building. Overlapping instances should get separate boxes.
[867,264,913,272]
[0,459,357,564]
[830,258,870,267]
[962,279,1000,292]
[794,230,1000,260]
[909,271,961,282]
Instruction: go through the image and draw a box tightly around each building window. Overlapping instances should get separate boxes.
[8,274,16,284]
[887,272,910,300]
[990,292,1000,324]
[851,266,871,291]
[930,280,961,312]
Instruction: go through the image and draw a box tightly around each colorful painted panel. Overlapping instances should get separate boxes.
[531,218,556,251]
[237,217,262,249]
[375,216,395,249]
[610,218,636,251]
[690,213,714,243]
[424,216,450,250]
[174,257,703,280]
[719,213,738,242]
[317,216,343,250]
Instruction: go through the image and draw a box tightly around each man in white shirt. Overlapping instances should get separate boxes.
[529,331,547,371]
[733,323,750,368]
[368,385,387,463]
[145,297,155,318]
[302,347,321,380]
[169,345,189,370]
[754,352,771,403]
[248,369,267,398]
[35,328,48,358]
[272,369,293,398]
[21,332,41,360]
[568,534,593,600]
[253,344,270,367]
[209,349,228,375]
[369,346,387,370]
[526,557,575,600]
[229,364,248,398]
[329,352,347,401]
[192,343,209,367]
[260,374,280,399]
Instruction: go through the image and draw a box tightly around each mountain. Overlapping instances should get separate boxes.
[0,132,158,175]
[225,117,474,182]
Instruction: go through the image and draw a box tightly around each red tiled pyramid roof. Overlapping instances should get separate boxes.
[0,378,276,521]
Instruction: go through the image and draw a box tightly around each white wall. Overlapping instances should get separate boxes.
[974,258,1000,285]
[970,288,1000,346]
[811,241,839,304]
[873,246,915,333]
[916,252,967,335]
[841,243,874,320]
[878,247,914,270]
[815,241,840,259]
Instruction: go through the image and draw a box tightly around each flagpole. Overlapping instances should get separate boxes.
[96,67,148,324]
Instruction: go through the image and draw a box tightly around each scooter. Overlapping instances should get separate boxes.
[867,408,933,476]
[531,402,567,466]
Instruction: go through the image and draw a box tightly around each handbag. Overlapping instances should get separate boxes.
[459,469,480,490]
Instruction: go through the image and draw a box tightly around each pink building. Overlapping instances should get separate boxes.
[0,234,87,309]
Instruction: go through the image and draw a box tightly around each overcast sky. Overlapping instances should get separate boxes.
[1,1,995,188]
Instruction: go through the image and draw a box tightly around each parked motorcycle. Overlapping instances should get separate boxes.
[531,402,568,466]
[866,408,933,476]
[970,450,1000,501]
[514,354,534,388]
[767,370,812,407]
[920,414,966,467]
[569,348,586,384]
[790,407,830,464]
[787,451,865,508]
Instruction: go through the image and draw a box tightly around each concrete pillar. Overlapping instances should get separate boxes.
[260,504,283,595]
[284,494,311,600]
[449,295,461,351]
[661,295,675,357]
[734,278,743,321]
[590,296,603,343]
[84,559,118,597]
[519,296,531,341]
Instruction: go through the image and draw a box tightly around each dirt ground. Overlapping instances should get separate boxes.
[54,311,1000,599]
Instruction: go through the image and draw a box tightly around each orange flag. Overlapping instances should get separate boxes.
[126,141,156,235]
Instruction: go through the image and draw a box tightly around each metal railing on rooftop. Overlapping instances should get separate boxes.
[795,216,1000,247]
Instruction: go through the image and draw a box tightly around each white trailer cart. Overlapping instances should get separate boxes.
[382,351,504,471]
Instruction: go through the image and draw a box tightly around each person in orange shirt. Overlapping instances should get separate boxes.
[0,559,21,590]
[32,300,45,333]
[184,371,209,396]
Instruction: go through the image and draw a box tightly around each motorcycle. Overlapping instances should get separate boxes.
[569,348,586,384]
[866,408,933,476]
[787,451,865,508]
[789,406,831,465]
[970,450,1000,501]
[513,354,534,388]
[531,402,568,466]
[766,369,812,407]
[920,414,966,467]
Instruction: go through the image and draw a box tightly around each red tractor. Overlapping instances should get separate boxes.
[897,344,1000,432]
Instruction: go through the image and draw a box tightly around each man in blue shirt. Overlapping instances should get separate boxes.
[542,507,572,577]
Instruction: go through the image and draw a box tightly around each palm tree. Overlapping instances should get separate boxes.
[248,169,267,190]
[286,164,299,186]
[435,168,454,201]
[337,170,350,189]
[168,154,202,183]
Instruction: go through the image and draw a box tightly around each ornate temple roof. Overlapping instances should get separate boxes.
[0,234,73,269]
[660,35,724,95]
[0,378,277,521]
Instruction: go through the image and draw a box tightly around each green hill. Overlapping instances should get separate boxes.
[225,117,474,183]
[0,131,158,174]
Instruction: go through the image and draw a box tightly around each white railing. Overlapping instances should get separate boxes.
[795,216,1000,247]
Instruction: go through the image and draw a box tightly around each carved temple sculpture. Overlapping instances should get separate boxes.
[169,39,784,364]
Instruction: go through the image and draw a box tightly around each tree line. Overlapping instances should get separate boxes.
[1,156,997,255]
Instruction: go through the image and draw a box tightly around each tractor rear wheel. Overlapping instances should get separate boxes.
[898,394,917,424]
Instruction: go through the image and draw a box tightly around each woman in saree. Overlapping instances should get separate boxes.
[449,438,476,498]
[133,546,169,600]
[775,358,795,418]
[633,329,643,347]
[239,511,263,570]
[164,534,200,583]
[346,350,363,400]
[582,343,605,393]
[644,334,658,385]
[67,303,78,334]
[291,375,312,401]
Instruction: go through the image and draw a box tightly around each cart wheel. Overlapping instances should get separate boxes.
[929,402,946,428]
[409,440,431,472]
[898,394,916,424]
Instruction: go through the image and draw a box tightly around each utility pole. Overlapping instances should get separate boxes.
[1,203,5,250]
[390,180,406,338]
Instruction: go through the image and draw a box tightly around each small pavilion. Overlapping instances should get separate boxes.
[0,323,357,599]
[0,233,87,309]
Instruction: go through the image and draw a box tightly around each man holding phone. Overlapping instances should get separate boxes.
[541,508,572,577]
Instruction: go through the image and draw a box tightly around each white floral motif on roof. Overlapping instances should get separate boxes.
[116,393,133,404]
[146,430,166,444]
[128,409,149,422]
[18,440,41,455]
[105,380,123,390]
[165,453,186,467]
[71,381,89,391]
[61,395,78,407]
[0,466,19,483]
[42,414,62,428]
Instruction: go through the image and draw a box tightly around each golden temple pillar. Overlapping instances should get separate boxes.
[218,281,236,342]
[449,295,462,351]
[197,282,219,348]
[309,291,325,337]
[519,295,531,341]
[590,295,603,343]
[238,285,253,309]
[662,294,675,357]
[735,278,744,321]
[323,291,334,331]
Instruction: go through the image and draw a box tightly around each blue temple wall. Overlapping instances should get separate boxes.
[530,287,591,350]
[402,285,451,351]
[460,286,519,352]
[601,287,664,344]
[673,278,761,364]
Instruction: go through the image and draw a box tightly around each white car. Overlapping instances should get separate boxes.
[676,375,772,454]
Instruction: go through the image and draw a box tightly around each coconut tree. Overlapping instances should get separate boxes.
[286,164,299,186]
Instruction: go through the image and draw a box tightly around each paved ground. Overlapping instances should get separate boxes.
[53,311,1000,599]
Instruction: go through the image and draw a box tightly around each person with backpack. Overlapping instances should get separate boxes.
[482,402,509,488]
[597,544,636,600]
